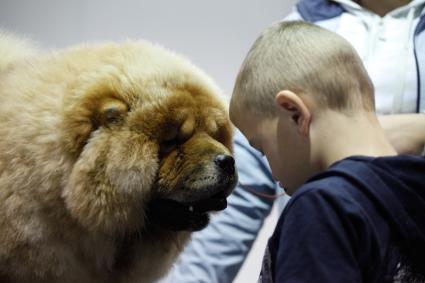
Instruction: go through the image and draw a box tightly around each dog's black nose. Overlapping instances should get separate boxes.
[214,154,235,172]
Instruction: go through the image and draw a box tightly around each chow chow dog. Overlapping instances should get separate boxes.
[0,33,237,283]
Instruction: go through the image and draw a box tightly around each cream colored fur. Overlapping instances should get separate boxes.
[0,34,233,283]
[0,31,38,71]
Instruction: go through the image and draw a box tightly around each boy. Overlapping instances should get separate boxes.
[230,21,425,282]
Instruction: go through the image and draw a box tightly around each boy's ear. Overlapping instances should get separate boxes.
[275,90,311,136]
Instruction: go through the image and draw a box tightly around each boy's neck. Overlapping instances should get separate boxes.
[310,110,397,170]
[356,0,412,16]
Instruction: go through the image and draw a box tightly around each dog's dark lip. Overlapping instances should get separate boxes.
[152,174,236,212]
[146,193,228,232]
[152,189,229,214]
[148,199,227,231]
[148,175,237,231]
[190,189,229,212]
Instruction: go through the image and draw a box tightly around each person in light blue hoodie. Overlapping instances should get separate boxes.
[163,1,425,282]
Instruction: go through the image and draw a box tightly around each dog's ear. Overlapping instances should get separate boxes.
[62,93,129,157]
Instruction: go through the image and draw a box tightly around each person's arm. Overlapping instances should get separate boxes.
[164,130,281,283]
[379,113,425,155]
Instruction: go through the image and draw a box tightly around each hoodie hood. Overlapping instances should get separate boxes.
[296,0,345,22]
[337,155,425,275]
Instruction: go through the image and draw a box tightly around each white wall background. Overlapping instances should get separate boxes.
[0,0,296,95]
[0,1,297,282]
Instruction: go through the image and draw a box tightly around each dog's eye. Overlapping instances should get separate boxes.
[159,117,194,156]
[162,137,178,148]
[103,107,122,123]
[160,134,179,156]
[97,99,128,127]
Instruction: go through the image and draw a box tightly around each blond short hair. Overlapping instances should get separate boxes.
[230,21,375,119]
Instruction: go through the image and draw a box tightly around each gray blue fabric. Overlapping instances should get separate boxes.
[297,0,345,22]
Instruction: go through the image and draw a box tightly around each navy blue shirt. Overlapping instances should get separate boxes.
[259,155,425,283]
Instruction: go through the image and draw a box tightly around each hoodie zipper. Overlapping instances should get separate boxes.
[391,7,415,114]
